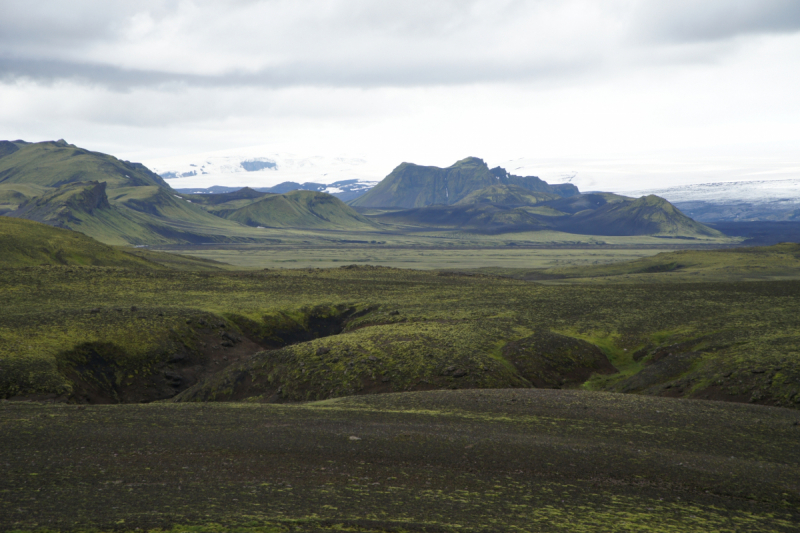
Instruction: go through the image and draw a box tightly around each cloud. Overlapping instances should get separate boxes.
[3,1,798,90]
[0,0,798,178]
[0,1,638,89]
[633,0,800,43]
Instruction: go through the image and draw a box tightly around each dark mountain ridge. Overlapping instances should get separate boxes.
[350,157,579,208]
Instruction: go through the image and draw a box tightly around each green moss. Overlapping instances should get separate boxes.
[1,264,800,408]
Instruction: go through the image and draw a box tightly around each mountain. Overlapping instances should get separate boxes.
[223,190,377,230]
[11,181,110,225]
[365,192,723,238]
[0,140,281,245]
[0,139,168,190]
[0,141,724,241]
[0,216,163,268]
[350,157,579,208]
[552,195,725,238]
[370,204,548,233]
[454,184,561,206]
[8,181,199,245]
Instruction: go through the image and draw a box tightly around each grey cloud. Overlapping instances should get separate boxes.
[634,0,800,43]
[0,50,594,91]
[1,0,799,91]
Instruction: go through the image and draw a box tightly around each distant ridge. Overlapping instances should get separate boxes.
[0,140,728,241]
[350,157,579,208]
[175,178,374,202]
[223,190,377,230]
[552,194,725,238]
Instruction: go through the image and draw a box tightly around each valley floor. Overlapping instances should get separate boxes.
[2,389,799,532]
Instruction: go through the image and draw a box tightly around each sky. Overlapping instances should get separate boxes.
[1,0,800,190]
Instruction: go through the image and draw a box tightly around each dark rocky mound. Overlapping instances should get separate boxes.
[503,331,617,388]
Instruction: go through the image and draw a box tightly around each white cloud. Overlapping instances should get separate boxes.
[0,0,798,189]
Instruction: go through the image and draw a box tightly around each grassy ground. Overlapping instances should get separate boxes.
[149,244,670,270]
[2,390,798,532]
[2,261,799,408]
[484,243,800,283]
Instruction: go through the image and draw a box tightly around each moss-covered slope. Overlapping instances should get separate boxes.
[554,194,724,237]
[225,190,378,230]
[0,141,283,246]
[7,180,262,246]
[0,217,162,268]
[0,139,168,190]
[370,203,550,232]
[455,184,561,206]
[2,265,799,410]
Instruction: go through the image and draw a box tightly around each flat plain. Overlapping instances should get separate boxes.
[149,242,672,270]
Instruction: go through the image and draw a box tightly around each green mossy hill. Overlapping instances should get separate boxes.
[554,194,724,237]
[11,180,110,226]
[0,183,51,214]
[108,185,247,226]
[179,188,276,217]
[225,190,378,230]
[3,265,798,410]
[369,203,549,232]
[7,181,225,246]
[0,139,168,190]
[350,157,579,208]
[455,184,561,206]
[539,242,800,282]
[542,192,631,214]
[0,217,162,268]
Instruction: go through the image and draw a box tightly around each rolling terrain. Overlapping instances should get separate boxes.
[1,199,798,531]
[2,247,799,410]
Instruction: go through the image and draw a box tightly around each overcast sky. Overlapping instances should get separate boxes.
[1,0,799,186]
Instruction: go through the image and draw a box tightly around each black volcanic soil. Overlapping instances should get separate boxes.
[1,389,799,532]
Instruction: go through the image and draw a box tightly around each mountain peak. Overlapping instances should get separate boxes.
[632,194,677,211]
[449,156,487,168]
[351,157,578,208]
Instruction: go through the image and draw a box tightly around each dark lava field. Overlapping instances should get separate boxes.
[2,390,799,532]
